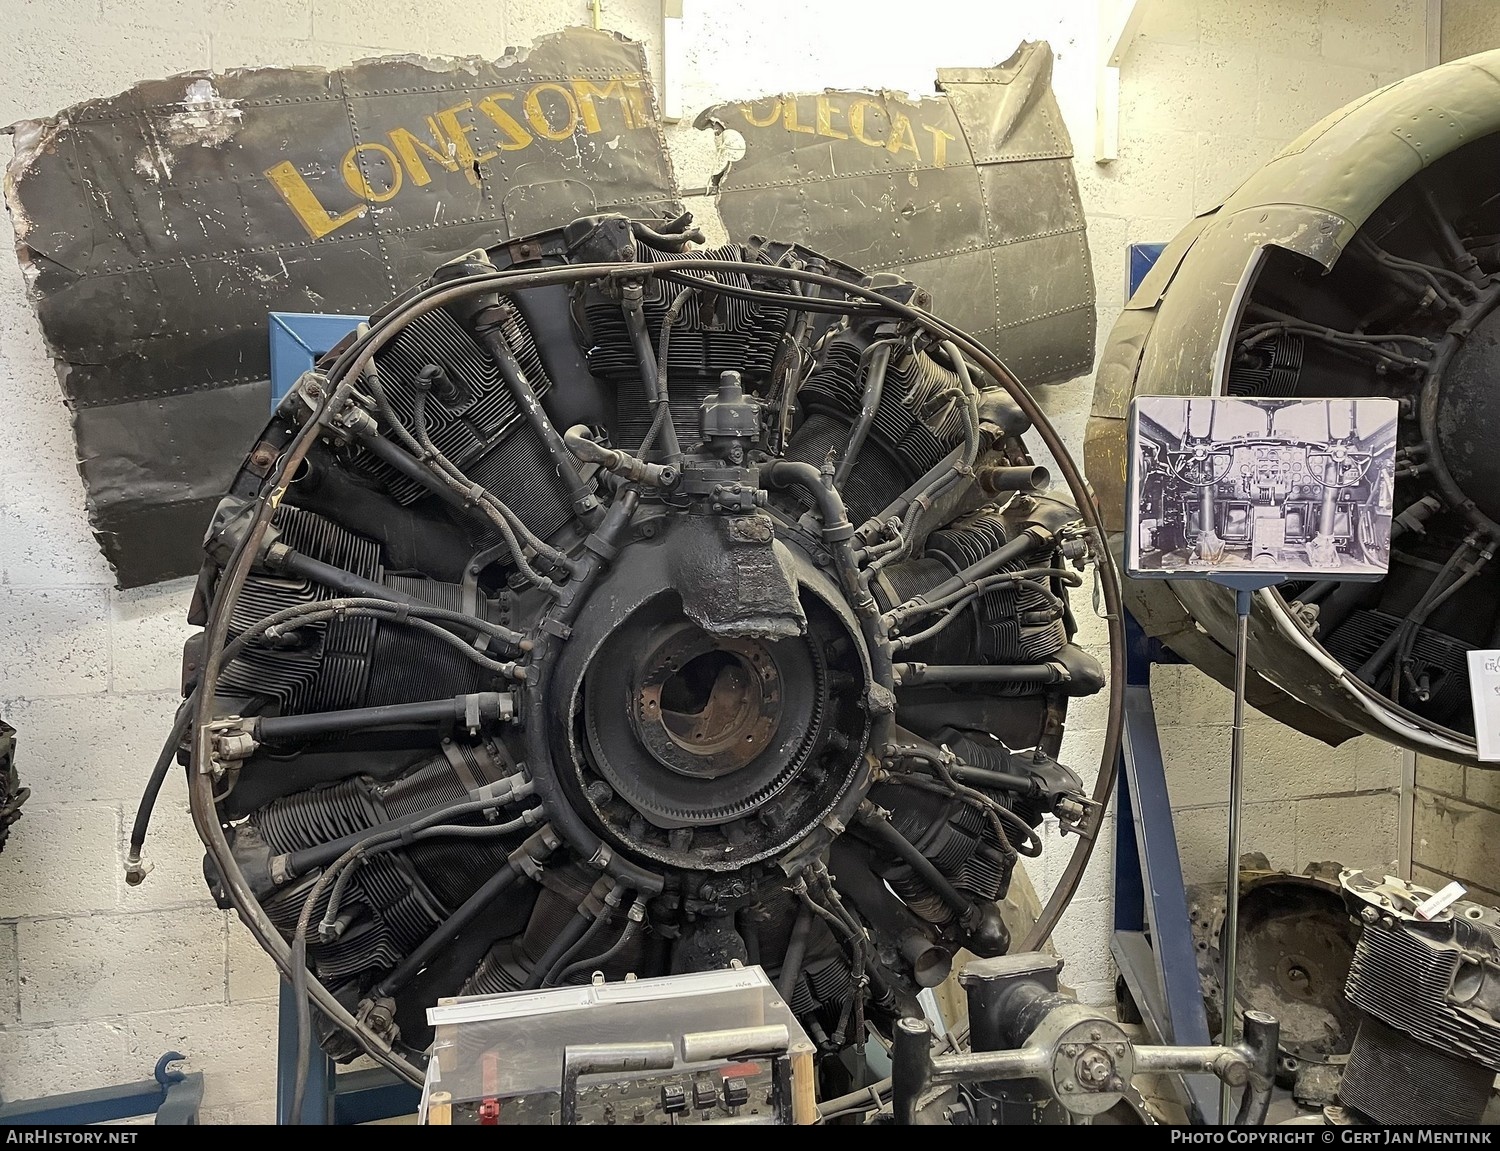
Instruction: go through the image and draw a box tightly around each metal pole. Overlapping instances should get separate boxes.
[1399,748,1417,880]
[1220,587,1252,1124]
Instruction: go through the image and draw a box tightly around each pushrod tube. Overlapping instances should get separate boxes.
[189,253,1126,1082]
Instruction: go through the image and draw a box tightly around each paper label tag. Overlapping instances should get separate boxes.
[1465,650,1500,762]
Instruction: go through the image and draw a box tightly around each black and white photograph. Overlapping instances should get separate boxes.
[1127,395,1399,580]
[7,0,1500,1131]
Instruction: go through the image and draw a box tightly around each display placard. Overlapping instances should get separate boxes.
[1466,650,1500,762]
[1126,395,1398,581]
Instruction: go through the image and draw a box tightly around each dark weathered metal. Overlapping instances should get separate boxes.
[4,29,681,585]
[698,41,1094,386]
[0,718,25,854]
[169,221,1118,1082]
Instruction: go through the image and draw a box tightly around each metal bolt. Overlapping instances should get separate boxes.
[1361,906,1379,924]
[1076,1050,1114,1088]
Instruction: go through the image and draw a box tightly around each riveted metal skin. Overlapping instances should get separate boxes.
[697,41,1095,387]
[5,28,681,586]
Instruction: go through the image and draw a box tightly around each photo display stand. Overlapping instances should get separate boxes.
[1125,394,1398,1123]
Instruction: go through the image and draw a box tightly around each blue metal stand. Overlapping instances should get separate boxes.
[275,980,422,1125]
[1110,612,1222,1124]
[268,312,365,405]
[1127,243,1167,299]
[1109,238,1224,1121]
[0,1053,203,1125]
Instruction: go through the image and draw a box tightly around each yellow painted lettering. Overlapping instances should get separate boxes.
[571,77,636,132]
[815,95,847,141]
[264,160,366,240]
[783,97,815,135]
[922,124,957,168]
[478,93,534,151]
[388,119,460,188]
[524,82,580,141]
[621,76,652,125]
[435,101,497,184]
[847,98,885,148]
[741,98,782,128]
[885,111,921,158]
[340,142,404,203]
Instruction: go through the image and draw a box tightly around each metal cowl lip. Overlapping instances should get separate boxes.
[1087,48,1500,761]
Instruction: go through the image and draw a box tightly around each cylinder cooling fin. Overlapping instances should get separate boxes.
[172,210,1122,1090]
[1336,871,1500,1125]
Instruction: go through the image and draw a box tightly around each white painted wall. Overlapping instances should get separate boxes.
[1442,0,1500,61]
[0,0,1427,1122]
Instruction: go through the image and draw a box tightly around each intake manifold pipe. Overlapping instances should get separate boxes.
[851,802,1009,957]
[620,280,682,460]
[829,839,953,989]
[976,463,1050,496]
[883,525,1056,629]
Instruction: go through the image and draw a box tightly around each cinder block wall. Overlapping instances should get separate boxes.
[1413,755,1500,905]
[1442,0,1500,62]
[0,0,1428,1120]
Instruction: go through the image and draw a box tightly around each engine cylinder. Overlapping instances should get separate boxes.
[181,214,1104,1071]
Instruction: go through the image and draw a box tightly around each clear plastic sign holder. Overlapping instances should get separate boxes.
[1125,394,1397,1122]
[1466,649,1500,762]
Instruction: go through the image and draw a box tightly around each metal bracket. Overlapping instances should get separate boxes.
[268,313,366,406]
[203,716,255,776]
[0,1052,203,1125]
[276,982,420,1124]
[1095,0,1151,164]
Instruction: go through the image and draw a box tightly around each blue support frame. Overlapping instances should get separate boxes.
[1128,242,1167,300]
[1108,242,1222,1124]
[275,982,422,1124]
[267,311,420,1126]
[0,1053,203,1125]
[276,981,333,1125]
[268,312,366,406]
[1110,617,1220,1123]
